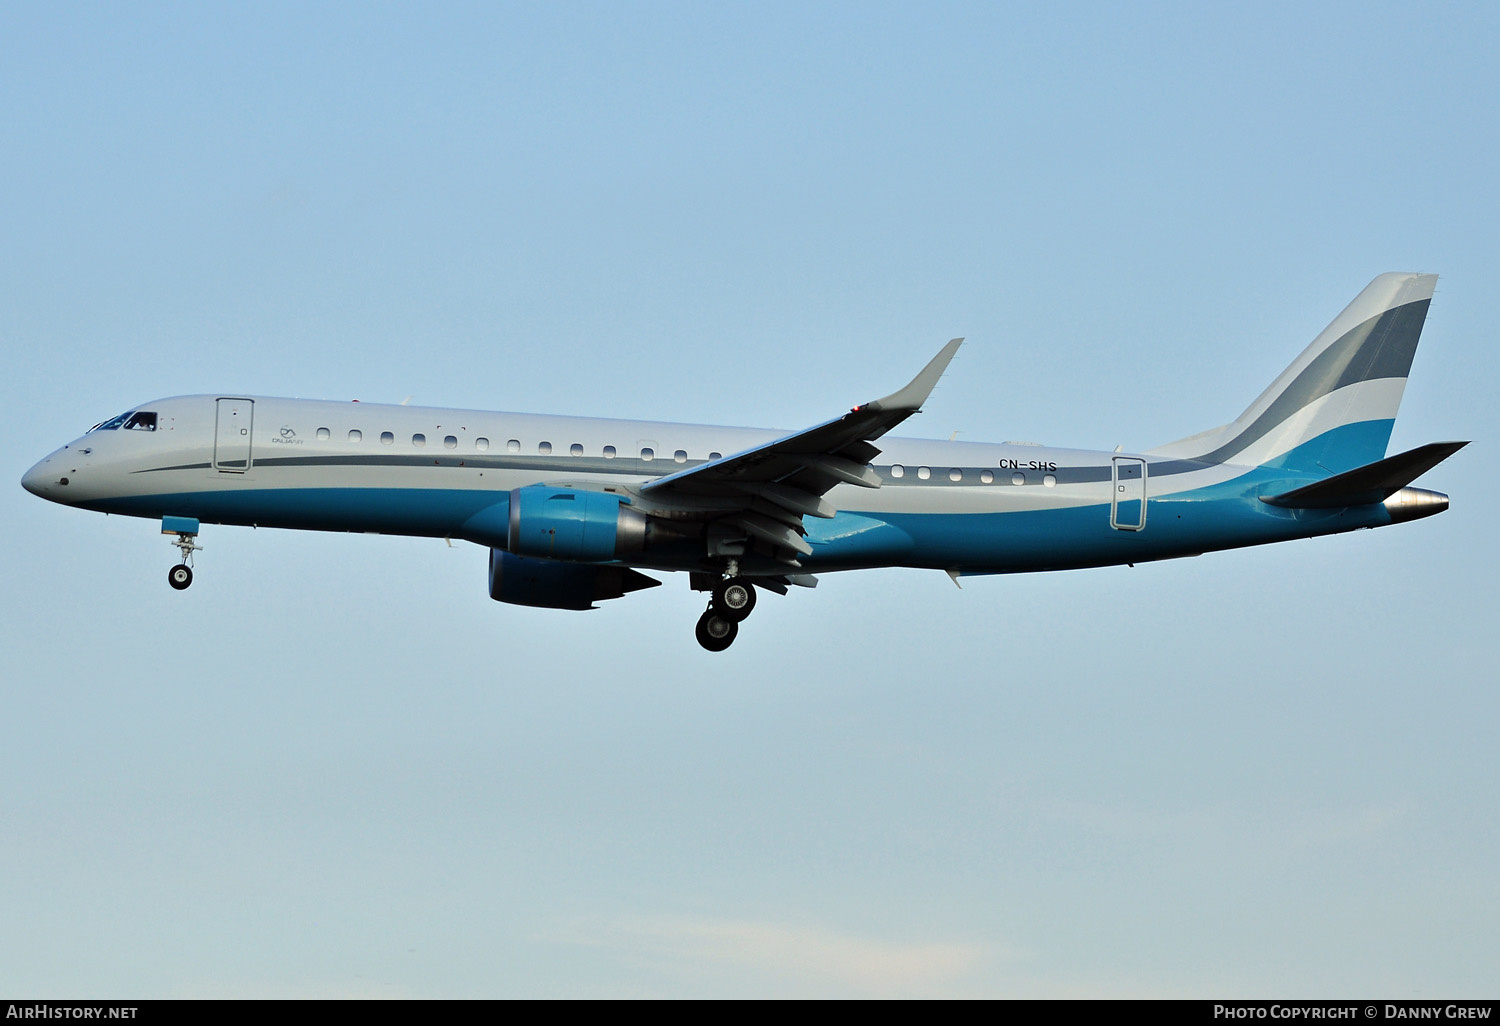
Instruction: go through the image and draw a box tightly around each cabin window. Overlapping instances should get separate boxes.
[381,431,394,445]
[640,447,654,461]
[443,435,457,449]
[603,445,616,458]
[710,452,722,461]
[348,430,362,443]
[507,439,520,453]
[980,470,994,484]
[917,466,931,480]
[475,437,489,451]
[412,434,426,447]
[316,427,330,440]
[124,412,157,431]
[538,441,552,455]
[949,468,962,482]
[674,450,687,464]
[570,443,584,456]
[1011,472,1025,486]
[1043,474,1057,488]
[890,464,905,478]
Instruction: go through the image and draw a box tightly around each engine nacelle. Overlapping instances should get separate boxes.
[507,485,648,561]
[488,549,659,610]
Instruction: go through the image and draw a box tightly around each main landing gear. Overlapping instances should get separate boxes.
[695,575,757,652]
[162,516,201,591]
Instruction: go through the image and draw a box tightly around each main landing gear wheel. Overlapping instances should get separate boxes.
[713,577,756,621]
[168,564,194,590]
[695,608,739,652]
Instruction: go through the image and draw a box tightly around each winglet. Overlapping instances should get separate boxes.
[865,338,963,412]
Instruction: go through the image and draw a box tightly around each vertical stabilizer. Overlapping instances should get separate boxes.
[1150,273,1437,474]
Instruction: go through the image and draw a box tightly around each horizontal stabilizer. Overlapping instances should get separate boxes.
[1260,441,1468,508]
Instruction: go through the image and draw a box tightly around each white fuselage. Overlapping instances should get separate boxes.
[21,393,1366,579]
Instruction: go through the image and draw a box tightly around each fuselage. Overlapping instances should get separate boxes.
[21,393,1407,576]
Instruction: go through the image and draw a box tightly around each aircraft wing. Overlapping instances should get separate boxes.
[638,338,962,562]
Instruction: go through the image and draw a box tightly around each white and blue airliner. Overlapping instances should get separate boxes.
[22,273,1466,650]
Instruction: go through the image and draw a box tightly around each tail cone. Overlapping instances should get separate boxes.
[1384,487,1449,524]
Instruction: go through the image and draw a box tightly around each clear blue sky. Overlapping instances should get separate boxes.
[2,1,1495,997]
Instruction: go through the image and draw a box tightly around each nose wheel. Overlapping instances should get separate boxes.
[168,563,194,590]
[695,576,756,651]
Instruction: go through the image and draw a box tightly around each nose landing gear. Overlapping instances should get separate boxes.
[162,516,201,591]
[695,575,756,651]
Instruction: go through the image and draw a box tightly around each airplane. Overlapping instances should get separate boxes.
[21,272,1467,651]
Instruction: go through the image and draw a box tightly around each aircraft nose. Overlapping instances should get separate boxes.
[21,456,63,498]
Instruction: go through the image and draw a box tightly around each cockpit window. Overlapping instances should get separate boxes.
[124,411,157,431]
[92,411,134,431]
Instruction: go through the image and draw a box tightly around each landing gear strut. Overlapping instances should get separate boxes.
[695,575,756,651]
[162,517,201,591]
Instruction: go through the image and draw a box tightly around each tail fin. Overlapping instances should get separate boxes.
[1150,273,1437,474]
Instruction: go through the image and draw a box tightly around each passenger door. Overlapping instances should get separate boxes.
[214,398,254,472]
